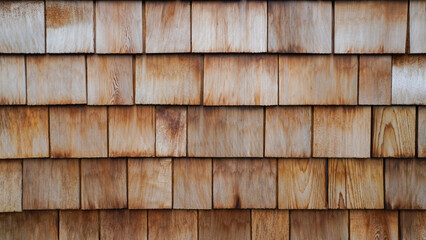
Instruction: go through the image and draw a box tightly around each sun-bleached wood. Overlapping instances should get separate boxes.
[199,210,250,240]
[373,107,416,157]
[81,158,127,209]
[392,55,426,104]
[149,210,197,240]
[108,106,155,157]
[100,210,147,240]
[26,55,86,105]
[335,1,407,53]
[95,1,142,53]
[192,1,267,52]
[59,211,99,240]
[46,1,94,53]
[203,55,277,105]
[50,106,107,158]
[279,55,357,105]
[156,107,187,157]
[265,107,311,157]
[278,159,326,209]
[87,55,133,105]
[188,107,263,157]
[0,56,26,104]
[400,211,426,240]
[0,1,45,53]
[410,1,426,53]
[268,1,331,53]
[0,160,21,212]
[359,56,392,105]
[128,158,172,209]
[291,211,348,240]
[23,159,79,210]
[252,210,289,240]
[419,107,426,157]
[213,158,276,209]
[146,1,190,53]
[0,211,58,239]
[0,107,49,159]
[350,211,398,240]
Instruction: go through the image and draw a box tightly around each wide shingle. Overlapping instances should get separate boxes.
[350,211,398,240]
[359,56,392,105]
[59,211,99,240]
[400,211,426,240]
[199,210,250,240]
[0,211,58,239]
[100,210,147,240]
[252,210,289,240]
[0,56,26,105]
[291,211,348,239]
[148,210,197,240]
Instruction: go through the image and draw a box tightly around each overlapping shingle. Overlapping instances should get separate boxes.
[0,211,58,239]
[199,210,251,240]
[148,210,197,240]
[0,160,21,212]
[350,211,398,240]
[100,210,147,240]
[252,210,289,240]
[419,107,426,157]
[291,211,348,239]
[59,210,99,240]
[400,211,426,240]
[156,107,187,157]
[0,56,26,105]
[359,56,392,105]
[410,1,426,53]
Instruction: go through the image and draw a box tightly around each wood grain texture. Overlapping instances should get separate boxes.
[87,55,133,105]
[148,210,197,240]
[108,106,155,157]
[199,210,250,240]
[392,55,426,104]
[146,1,190,53]
[400,211,426,240]
[328,159,347,210]
[373,107,416,158]
[279,55,357,105]
[278,159,326,209]
[95,1,142,53]
[213,158,276,209]
[359,56,392,105]
[291,210,348,240]
[81,158,127,209]
[23,159,79,210]
[0,56,26,104]
[203,55,278,105]
[156,107,187,157]
[192,1,267,52]
[385,159,426,209]
[188,107,263,157]
[419,107,426,157]
[100,210,147,240]
[335,1,407,53]
[46,0,94,53]
[135,55,202,105]
[0,106,49,159]
[26,55,86,105]
[174,158,212,209]
[410,0,426,53]
[313,107,371,158]
[252,210,289,240]
[0,1,45,53]
[350,210,398,240]
[0,160,21,212]
[265,107,311,157]
[128,158,172,209]
[50,106,107,158]
[59,210,99,240]
[268,1,331,53]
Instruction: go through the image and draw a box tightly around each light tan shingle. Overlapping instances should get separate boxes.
[0,56,26,105]
[0,160,21,212]
[148,210,197,240]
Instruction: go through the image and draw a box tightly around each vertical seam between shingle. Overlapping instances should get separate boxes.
[263,107,266,157]
[93,0,96,53]
[190,1,193,52]
[371,107,374,158]
[277,55,279,105]
[44,0,47,53]
[383,158,386,209]
[146,210,149,240]
[154,106,157,156]
[85,55,88,104]
[48,107,51,158]
[171,158,174,209]
[311,106,314,158]
[126,158,129,209]
[250,209,252,240]
[142,0,146,53]
[357,55,360,105]
[24,55,28,105]
[406,0,410,54]
[288,210,291,240]
[107,107,109,157]
[201,55,204,105]
[415,106,418,158]
[332,0,335,54]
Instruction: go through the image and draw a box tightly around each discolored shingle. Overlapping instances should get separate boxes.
[0,56,26,105]
[59,211,99,240]
[291,211,348,239]
[199,210,250,240]
[156,107,187,157]
[148,210,197,240]
[0,160,21,212]
[100,210,147,240]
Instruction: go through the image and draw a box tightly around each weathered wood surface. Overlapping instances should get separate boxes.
[156,107,187,157]
[359,56,392,105]
[400,211,426,240]
[252,210,289,240]
[59,210,99,240]
[100,210,147,240]
[0,56,26,104]
[199,210,250,240]
[410,0,426,53]
[0,160,21,212]
[350,210,398,240]
[419,107,426,157]
[149,210,197,240]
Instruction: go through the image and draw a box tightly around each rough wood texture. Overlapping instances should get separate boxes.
[81,158,127,209]
[265,107,311,157]
[146,1,190,53]
[373,107,416,158]
[410,0,426,53]
[100,210,147,240]
[59,211,99,240]
[335,1,407,53]
[350,211,398,240]
[203,55,277,105]
[192,1,267,52]
[359,56,392,105]
[46,0,94,53]
[392,55,426,105]
[291,210,348,240]
[87,55,133,105]
[279,55,357,105]
[23,159,79,210]
[400,211,426,240]
[0,160,21,212]
[213,158,276,209]
[156,107,187,157]
[149,210,197,240]
[95,1,142,53]
[419,107,426,157]
[128,158,172,209]
[385,159,426,209]
[252,210,289,240]
[278,159,326,209]
[199,210,250,240]
[0,107,49,159]
[313,107,371,158]
[135,55,202,105]
[268,1,331,53]
[328,159,384,209]
[26,55,86,105]
[188,107,263,157]
[0,56,26,104]
[0,1,45,53]
[50,106,107,158]
[108,106,155,157]
[174,158,212,209]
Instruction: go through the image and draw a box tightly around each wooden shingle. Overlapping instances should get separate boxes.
[0,56,26,105]
[350,211,398,240]
[400,211,426,240]
[252,210,289,240]
[0,160,21,212]
[59,211,99,240]
[0,211,58,239]
[199,210,250,240]
[419,107,426,157]
[156,107,187,157]
[410,0,426,53]
[359,56,392,105]
[148,210,197,240]
[100,210,147,240]
[291,211,348,239]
